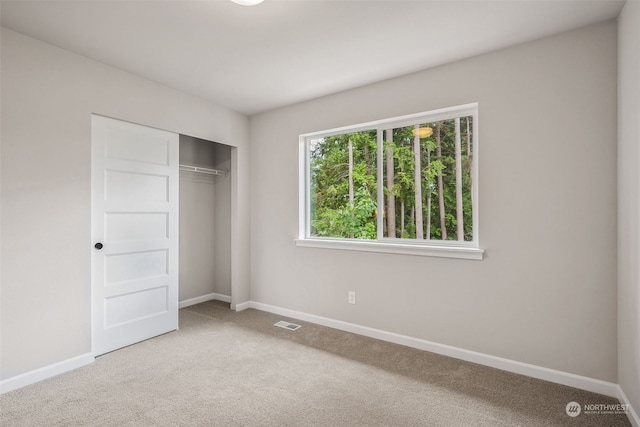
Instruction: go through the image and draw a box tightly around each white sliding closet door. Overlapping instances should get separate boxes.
[91,115,179,356]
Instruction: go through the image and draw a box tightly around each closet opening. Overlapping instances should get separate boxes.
[178,135,232,309]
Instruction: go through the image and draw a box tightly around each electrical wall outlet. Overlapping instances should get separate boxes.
[348,291,356,304]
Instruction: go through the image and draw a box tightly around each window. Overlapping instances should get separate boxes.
[297,103,483,260]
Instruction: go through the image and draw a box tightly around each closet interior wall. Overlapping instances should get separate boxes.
[179,135,232,304]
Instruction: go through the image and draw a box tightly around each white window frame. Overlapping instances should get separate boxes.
[296,103,484,260]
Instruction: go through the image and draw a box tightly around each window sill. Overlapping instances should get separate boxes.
[295,238,484,260]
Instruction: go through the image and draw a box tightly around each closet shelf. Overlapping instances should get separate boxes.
[179,164,228,177]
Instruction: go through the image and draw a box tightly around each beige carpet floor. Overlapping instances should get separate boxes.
[0,300,632,426]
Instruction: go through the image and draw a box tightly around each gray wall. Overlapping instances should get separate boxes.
[0,28,251,381]
[179,135,232,302]
[617,0,640,416]
[214,146,232,298]
[250,22,618,382]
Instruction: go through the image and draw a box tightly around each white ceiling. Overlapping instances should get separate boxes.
[1,0,626,116]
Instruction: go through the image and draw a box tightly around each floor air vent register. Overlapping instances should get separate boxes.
[273,321,301,331]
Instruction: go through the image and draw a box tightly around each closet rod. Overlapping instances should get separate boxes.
[179,164,228,177]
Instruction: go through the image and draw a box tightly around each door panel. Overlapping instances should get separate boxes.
[104,286,168,328]
[105,171,169,203]
[92,115,179,356]
[105,213,168,241]
[105,128,170,165]
[105,250,168,284]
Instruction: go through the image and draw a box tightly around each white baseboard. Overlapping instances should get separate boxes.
[233,301,252,312]
[213,293,232,303]
[246,301,620,398]
[179,292,231,309]
[618,385,640,427]
[0,352,94,395]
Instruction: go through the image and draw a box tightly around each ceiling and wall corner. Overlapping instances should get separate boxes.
[0,0,626,116]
